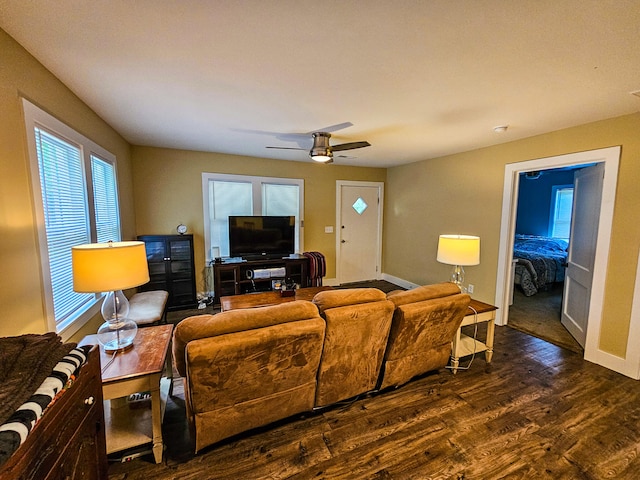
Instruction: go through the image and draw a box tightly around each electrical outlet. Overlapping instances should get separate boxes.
[467,284,475,294]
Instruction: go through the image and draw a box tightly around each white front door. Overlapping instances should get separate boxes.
[336,182,383,284]
[561,163,604,347]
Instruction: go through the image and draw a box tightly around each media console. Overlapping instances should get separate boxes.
[212,255,309,305]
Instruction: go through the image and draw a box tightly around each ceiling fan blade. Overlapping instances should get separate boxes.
[331,141,371,152]
[265,146,306,150]
[309,122,353,134]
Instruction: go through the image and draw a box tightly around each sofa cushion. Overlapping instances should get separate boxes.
[386,282,461,307]
[173,300,320,377]
[312,287,387,314]
[128,290,168,325]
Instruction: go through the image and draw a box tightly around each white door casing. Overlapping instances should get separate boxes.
[336,181,383,284]
[561,163,604,347]
[495,146,639,378]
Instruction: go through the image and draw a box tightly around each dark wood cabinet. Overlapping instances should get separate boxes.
[0,346,107,480]
[138,234,198,311]
[212,256,309,304]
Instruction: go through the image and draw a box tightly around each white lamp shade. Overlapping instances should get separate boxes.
[437,235,480,266]
[72,241,150,292]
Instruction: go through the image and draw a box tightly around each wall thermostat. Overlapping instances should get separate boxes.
[177,224,187,235]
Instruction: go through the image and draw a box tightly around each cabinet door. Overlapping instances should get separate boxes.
[214,264,240,302]
[142,238,170,291]
[44,408,106,480]
[138,235,197,310]
[285,259,309,288]
[167,237,197,308]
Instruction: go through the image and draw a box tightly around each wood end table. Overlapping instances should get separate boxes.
[79,324,173,463]
[450,299,498,374]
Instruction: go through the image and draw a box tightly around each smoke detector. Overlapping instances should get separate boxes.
[493,125,509,133]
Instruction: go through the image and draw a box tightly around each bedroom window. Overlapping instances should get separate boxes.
[23,99,121,339]
[550,185,573,240]
[202,173,304,261]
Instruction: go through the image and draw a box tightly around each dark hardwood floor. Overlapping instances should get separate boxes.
[108,325,640,479]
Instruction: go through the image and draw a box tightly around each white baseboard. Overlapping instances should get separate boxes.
[381,273,420,290]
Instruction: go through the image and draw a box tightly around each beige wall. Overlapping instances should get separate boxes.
[0,29,135,341]
[130,146,387,292]
[3,23,640,362]
[385,113,640,358]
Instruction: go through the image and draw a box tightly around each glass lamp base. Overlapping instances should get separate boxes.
[450,265,466,293]
[97,318,137,353]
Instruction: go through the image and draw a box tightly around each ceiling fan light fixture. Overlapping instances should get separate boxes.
[310,132,333,162]
[311,149,333,162]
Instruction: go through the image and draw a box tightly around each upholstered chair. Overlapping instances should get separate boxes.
[173,300,325,452]
[379,283,470,389]
[312,288,395,407]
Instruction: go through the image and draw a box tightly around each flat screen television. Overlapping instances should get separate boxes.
[229,215,295,259]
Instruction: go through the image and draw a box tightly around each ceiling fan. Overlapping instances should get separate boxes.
[265,122,371,163]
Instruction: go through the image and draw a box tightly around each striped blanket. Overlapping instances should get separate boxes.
[0,334,90,466]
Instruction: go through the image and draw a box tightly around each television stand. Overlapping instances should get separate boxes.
[212,256,309,305]
[242,254,289,261]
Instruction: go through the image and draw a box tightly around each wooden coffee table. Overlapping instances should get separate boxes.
[80,324,173,463]
[220,286,333,311]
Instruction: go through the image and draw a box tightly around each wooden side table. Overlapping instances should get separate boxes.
[450,299,498,374]
[80,324,173,463]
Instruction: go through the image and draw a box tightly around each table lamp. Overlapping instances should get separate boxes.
[72,241,150,352]
[436,234,480,291]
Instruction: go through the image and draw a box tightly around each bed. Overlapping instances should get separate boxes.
[513,234,568,297]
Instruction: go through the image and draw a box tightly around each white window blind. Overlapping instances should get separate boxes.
[24,99,121,338]
[35,128,93,324]
[550,185,574,240]
[202,173,304,260]
[91,155,120,243]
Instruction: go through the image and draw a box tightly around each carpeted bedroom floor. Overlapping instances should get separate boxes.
[507,283,583,354]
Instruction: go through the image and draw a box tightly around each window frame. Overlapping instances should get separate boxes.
[201,172,304,262]
[23,98,121,339]
[549,184,574,240]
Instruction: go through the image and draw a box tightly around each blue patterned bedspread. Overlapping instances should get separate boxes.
[514,234,568,296]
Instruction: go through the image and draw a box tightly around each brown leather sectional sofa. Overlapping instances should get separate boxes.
[173,282,470,453]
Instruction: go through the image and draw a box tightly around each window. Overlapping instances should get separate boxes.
[23,99,121,338]
[549,185,573,240]
[202,173,304,260]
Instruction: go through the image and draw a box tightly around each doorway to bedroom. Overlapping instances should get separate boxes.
[508,166,585,353]
[496,147,620,366]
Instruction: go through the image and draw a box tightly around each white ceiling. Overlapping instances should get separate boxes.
[1,1,639,168]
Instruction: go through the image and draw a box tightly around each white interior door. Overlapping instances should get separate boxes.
[337,182,383,284]
[561,163,604,347]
